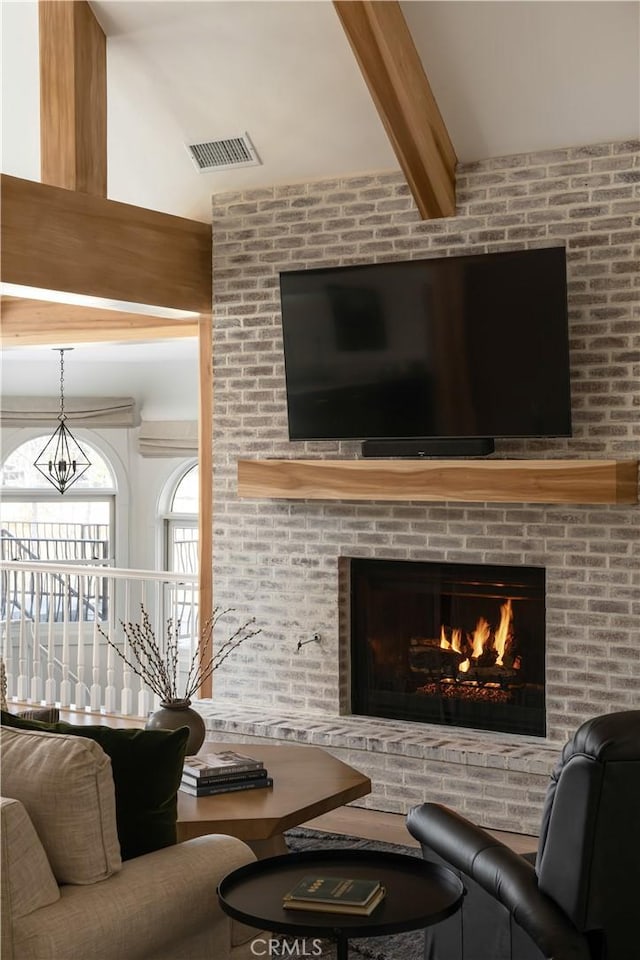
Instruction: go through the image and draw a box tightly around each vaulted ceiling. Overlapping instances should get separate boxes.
[2,1,638,222]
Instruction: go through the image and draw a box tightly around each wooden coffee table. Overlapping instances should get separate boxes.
[176,742,371,857]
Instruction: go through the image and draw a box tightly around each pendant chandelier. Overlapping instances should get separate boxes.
[33,349,91,494]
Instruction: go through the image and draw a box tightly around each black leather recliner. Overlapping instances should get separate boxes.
[406,711,640,960]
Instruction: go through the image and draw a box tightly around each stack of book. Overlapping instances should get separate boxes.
[283,875,386,916]
[179,749,272,797]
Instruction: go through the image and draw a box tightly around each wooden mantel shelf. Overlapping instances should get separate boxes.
[237,459,639,506]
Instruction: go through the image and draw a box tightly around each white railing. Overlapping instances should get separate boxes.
[1,521,111,563]
[1,560,198,718]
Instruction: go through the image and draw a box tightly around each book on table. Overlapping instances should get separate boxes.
[283,876,386,916]
[182,750,264,779]
[179,775,274,797]
[182,767,270,788]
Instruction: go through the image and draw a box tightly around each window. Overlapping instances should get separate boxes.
[1,435,116,622]
[162,463,199,651]
[165,463,198,575]
[1,436,114,491]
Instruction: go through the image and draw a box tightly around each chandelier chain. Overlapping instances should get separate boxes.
[58,349,66,421]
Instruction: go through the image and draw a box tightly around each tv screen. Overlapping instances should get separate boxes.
[279,247,571,444]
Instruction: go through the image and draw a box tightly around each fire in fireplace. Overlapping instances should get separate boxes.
[350,559,546,737]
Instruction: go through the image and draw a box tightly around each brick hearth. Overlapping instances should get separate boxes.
[196,701,558,835]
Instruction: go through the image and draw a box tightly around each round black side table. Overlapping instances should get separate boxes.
[218,847,464,960]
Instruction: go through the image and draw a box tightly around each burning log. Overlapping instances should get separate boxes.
[408,637,466,677]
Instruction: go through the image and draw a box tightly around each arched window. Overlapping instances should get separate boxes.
[164,463,198,574]
[1,435,116,564]
[1,435,118,623]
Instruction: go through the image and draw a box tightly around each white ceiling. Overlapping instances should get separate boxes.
[2,339,198,363]
[2,1,639,224]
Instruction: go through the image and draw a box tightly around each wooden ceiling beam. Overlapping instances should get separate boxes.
[27,3,213,637]
[333,0,457,219]
[39,0,107,196]
[0,297,199,347]
[1,175,212,313]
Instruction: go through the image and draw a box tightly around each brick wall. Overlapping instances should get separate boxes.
[206,140,639,831]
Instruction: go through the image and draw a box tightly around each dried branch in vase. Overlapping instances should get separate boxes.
[98,605,260,704]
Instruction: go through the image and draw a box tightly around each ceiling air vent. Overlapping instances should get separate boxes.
[185,133,261,172]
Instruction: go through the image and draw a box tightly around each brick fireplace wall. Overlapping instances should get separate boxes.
[204,140,639,833]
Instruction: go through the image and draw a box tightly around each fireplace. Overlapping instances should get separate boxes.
[350,559,546,737]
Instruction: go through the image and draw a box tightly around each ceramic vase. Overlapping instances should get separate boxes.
[145,698,206,755]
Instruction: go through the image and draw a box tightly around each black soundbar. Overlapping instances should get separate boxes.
[361,438,495,459]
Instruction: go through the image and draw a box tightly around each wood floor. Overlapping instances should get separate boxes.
[19,705,538,855]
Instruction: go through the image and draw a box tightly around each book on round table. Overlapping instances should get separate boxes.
[283,876,386,916]
[179,775,274,797]
[182,749,264,779]
[283,887,385,916]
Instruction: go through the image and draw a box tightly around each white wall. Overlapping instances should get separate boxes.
[1,0,39,181]
[1,340,198,421]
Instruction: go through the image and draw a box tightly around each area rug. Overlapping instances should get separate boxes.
[281,827,424,960]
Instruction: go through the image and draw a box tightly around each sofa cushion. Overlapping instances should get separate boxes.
[0,725,122,884]
[1,711,189,861]
[0,797,60,918]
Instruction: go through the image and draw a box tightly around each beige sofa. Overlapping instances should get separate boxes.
[1,725,259,960]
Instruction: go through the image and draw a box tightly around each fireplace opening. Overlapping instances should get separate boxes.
[350,558,546,737]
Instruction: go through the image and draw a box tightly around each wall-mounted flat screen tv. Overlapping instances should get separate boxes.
[279,247,571,452]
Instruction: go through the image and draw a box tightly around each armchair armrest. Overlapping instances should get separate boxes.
[407,803,591,960]
[12,833,257,960]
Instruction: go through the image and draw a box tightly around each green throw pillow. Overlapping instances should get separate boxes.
[1,710,188,860]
